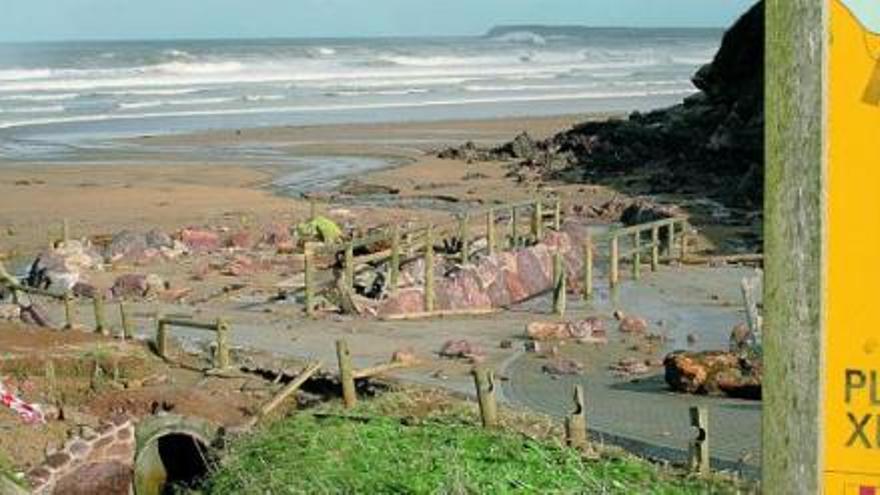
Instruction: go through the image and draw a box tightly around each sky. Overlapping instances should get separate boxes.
[0,0,758,43]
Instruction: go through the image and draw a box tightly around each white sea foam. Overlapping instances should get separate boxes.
[0,93,79,102]
[0,105,65,114]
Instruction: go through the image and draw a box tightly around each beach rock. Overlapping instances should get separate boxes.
[111,273,164,299]
[610,357,650,377]
[106,229,173,263]
[618,316,648,334]
[439,339,485,361]
[226,230,256,250]
[526,321,569,341]
[179,228,221,253]
[569,317,607,342]
[0,303,20,320]
[26,241,103,292]
[391,348,419,366]
[619,198,677,226]
[377,288,424,316]
[542,358,583,376]
[663,350,761,399]
[71,281,99,299]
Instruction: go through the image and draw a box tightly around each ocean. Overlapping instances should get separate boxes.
[0,28,722,159]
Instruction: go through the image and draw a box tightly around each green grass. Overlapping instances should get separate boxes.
[202,390,743,495]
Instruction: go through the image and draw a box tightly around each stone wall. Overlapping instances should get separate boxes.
[379,225,588,317]
[26,414,135,495]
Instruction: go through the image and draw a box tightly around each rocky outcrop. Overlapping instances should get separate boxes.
[664,351,761,400]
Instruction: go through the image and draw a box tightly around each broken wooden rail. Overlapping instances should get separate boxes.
[155,316,232,370]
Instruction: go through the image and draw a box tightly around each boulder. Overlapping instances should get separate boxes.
[391,348,420,365]
[618,316,648,334]
[439,339,485,361]
[179,228,221,253]
[610,357,650,377]
[619,198,677,226]
[664,350,761,399]
[526,321,569,341]
[542,358,583,376]
[111,274,164,299]
[26,241,103,292]
[106,229,174,263]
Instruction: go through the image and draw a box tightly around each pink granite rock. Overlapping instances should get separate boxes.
[179,228,221,253]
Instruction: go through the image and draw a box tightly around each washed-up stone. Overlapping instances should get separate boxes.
[179,228,221,253]
[610,357,650,377]
[439,339,485,361]
[618,316,648,334]
[542,358,583,376]
[110,274,164,299]
[391,348,419,365]
[26,241,103,291]
[664,350,761,400]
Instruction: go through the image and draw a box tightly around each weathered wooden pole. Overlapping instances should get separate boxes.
[486,209,496,256]
[532,200,543,243]
[424,225,435,313]
[156,318,168,359]
[689,406,710,476]
[764,1,825,491]
[335,339,357,409]
[459,213,470,264]
[564,385,588,451]
[610,235,619,287]
[93,294,108,336]
[472,367,498,428]
[510,207,519,248]
[632,232,641,281]
[552,250,566,317]
[582,234,593,300]
[344,241,355,293]
[119,302,133,340]
[679,223,688,262]
[215,318,231,369]
[388,225,401,290]
[651,225,660,272]
[666,222,675,259]
[304,243,315,317]
[63,292,75,330]
[553,198,562,230]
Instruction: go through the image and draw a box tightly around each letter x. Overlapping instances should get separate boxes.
[846,413,873,448]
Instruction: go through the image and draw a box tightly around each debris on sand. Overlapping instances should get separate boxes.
[439,339,486,363]
[542,358,584,376]
[609,357,651,377]
[526,317,607,344]
[664,351,761,400]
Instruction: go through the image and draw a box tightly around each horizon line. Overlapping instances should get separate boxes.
[0,24,727,45]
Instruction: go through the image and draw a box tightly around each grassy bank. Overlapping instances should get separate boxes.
[201,389,747,494]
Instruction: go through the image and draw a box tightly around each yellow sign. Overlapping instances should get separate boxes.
[826,0,880,490]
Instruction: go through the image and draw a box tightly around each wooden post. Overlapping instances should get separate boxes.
[680,223,688,262]
[610,235,619,288]
[651,225,660,272]
[632,232,641,280]
[304,243,315,317]
[486,209,496,256]
[156,319,168,359]
[553,250,566,317]
[93,294,108,336]
[119,302,133,340]
[215,319,231,369]
[510,207,518,248]
[553,198,562,230]
[344,241,355,293]
[459,213,470,264]
[63,292,74,330]
[583,235,593,300]
[335,339,357,409]
[532,200,543,243]
[666,222,675,259]
[689,406,710,476]
[424,226,435,313]
[565,385,588,451]
[390,225,400,290]
[472,367,498,428]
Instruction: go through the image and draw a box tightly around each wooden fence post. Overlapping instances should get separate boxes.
[666,222,675,259]
[553,198,562,230]
[390,225,400,290]
[344,241,355,293]
[553,251,566,317]
[610,235,619,288]
[565,385,588,451]
[156,318,168,359]
[459,213,470,264]
[487,209,496,257]
[472,367,498,428]
[119,302,133,340]
[680,223,689,262]
[304,243,315,317]
[424,226,435,313]
[510,207,518,248]
[633,232,641,281]
[215,318,231,369]
[336,339,357,409]
[689,406,710,476]
[532,200,543,243]
[63,292,75,330]
[583,235,593,300]
[93,294,108,336]
[651,225,660,272]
